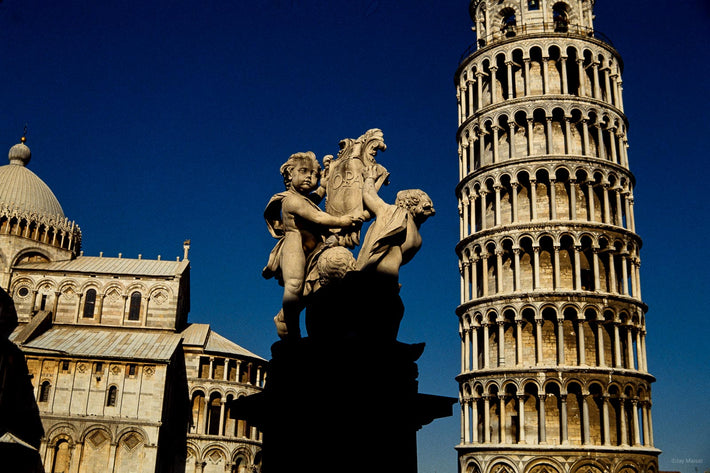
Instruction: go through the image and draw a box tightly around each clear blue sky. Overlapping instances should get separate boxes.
[1,1,708,472]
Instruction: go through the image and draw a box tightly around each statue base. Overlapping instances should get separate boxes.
[233,273,456,473]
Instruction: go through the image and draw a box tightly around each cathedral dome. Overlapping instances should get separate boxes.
[0,140,65,219]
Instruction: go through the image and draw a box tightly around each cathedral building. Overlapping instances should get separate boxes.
[1,138,265,473]
[454,1,659,473]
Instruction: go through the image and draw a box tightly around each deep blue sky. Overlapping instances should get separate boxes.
[1,1,708,472]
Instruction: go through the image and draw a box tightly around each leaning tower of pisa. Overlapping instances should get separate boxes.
[454,2,659,473]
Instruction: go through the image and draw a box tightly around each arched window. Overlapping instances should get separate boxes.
[553,3,570,31]
[528,0,540,11]
[500,8,517,37]
[128,291,141,321]
[51,439,71,473]
[106,386,118,407]
[39,381,51,402]
[83,289,96,318]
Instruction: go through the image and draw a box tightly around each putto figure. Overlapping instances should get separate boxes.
[357,165,435,281]
[263,151,363,339]
[263,130,433,340]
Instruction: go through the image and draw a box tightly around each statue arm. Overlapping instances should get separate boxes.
[284,196,360,227]
[362,176,387,216]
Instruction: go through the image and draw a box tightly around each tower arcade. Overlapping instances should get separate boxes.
[454,2,659,473]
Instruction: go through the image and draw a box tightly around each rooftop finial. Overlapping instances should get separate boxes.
[183,239,191,260]
[9,125,31,166]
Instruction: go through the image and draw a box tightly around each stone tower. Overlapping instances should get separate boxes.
[454,2,660,473]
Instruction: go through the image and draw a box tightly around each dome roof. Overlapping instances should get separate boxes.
[0,141,65,219]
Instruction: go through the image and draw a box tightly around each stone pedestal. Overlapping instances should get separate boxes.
[233,273,455,473]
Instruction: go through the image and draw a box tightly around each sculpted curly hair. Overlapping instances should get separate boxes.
[280,151,321,189]
[395,189,430,213]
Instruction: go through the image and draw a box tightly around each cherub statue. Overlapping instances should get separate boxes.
[356,165,435,282]
[263,152,364,339]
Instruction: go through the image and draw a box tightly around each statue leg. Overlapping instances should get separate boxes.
[280,239,306,339]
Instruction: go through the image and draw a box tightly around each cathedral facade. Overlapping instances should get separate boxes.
[453,1,659,473]
[1,139,265,473]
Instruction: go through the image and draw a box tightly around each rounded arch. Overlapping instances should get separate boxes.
[615,462,641,473]
[125,282,147,294]
[201,444,229,467]
[570,459,607,473]
[488,458,519,473]
[35,278,57,293]
[80,424,113,444]
[57,280,80,293]
[116,426,150,445]
[11,247,51,267]
[102,282,126,296]
[525,459,563,473]
[521,378,542,394]
[45,423,78,447]
[465,460,483,473]
[79,280,102,292]
[148,284,174,300]
[231,446,253,464]
[484,379,502,394]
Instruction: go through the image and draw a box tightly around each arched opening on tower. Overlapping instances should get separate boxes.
[502,307,516,364]
[521,307,536,367]
[589,382,604,444]
[500,8,517,37]
[562,306,579,364]
[500,173,514,225]
[547,45,563,94]
[538,236,554,290]
[489,384,501,443]
[574,169,589,220]
[529,47,545,96]
[540,306,557,363]
[583,308,598,364]
[503,383,519,442]
[523,382,539,443]
[519,237,534,291]
[566,382,583,445]
[534,168,551,220]
[552,3,570,32]
[559,234,575,290]
[550,108,566,155]
[501,239,515,294]
[608,384,622,445]
[544,381,562,444]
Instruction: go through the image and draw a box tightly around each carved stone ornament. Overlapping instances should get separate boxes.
[106,288,122,304]
[87,429,109,448]
[62,286,77,300]
[152,290,168,305]
[122,433,142,451]
[325,128,387,248]
[144,365,155,377]
[76,363,86,373]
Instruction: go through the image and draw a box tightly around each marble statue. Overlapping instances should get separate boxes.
[263,130,433,339]
[263,151,364,339]
[357,165,435,281]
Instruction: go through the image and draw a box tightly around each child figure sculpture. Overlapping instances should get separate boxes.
[263,152,363,339]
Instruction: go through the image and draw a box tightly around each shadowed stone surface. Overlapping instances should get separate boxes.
[232,275,455,473]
